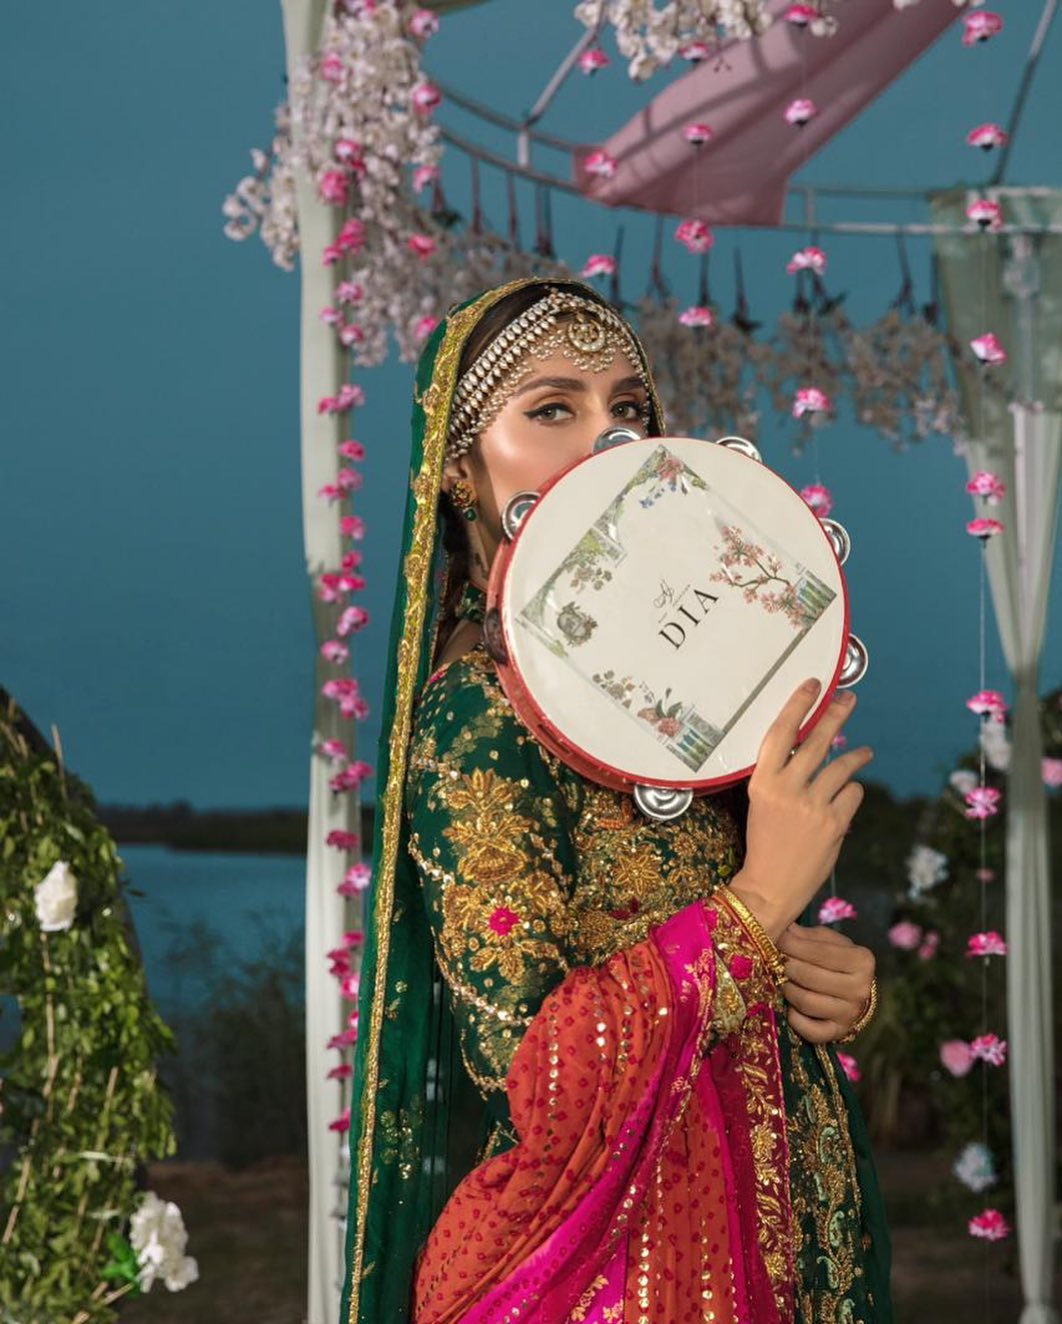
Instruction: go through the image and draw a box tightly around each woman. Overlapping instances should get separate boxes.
[339,277,891,1323]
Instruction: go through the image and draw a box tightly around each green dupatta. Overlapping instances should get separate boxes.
[338,279,666,1324]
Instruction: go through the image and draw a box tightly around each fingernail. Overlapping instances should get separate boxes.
[803,678,821,692]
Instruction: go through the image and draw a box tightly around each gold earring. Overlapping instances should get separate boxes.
[449,478,478,521]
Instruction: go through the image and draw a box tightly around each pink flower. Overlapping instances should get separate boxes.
[918,930,940,961]
[836,1051,861,1083]
[969,1209,1010,1241]
[407,233,437,260]
[584,150,618,180]
[970,1033,1007,1066]
[409,8,439,39]
[489,907,520,936]
[578,47,609,74]
[339,440,365,461]
[412,164,439,192]
[657,716,682,737]
[336,467,362,493]
[785,4,820,26]
[320,51,345,85]
[331,761,372,792]
[966,470,1006,504]
[793,387,832,418]
[336,280,364,305]
[323,678,369,719]
[679,40,711,62]
[320,306,341,326]
[338,383,365,410]
[675,219,714,253]
[411,80,442,115]
[318,169,350,207]
[334,138,362,165]
[728,952,754,981]
[328,1028,359,1050]
[322,244,342,267]
[340,515,366,540]
[1043,757,1062,788]
[318,483,342,503]
[341,972,360,1001]
[321,640,349,663]
[967,689,1008,719]
[967,123,1009,151]
[342,928,363,949]
[678,305,715,328]
[970,332,1007,365]
[338,323,364,348]
[966,517,1004,539]
[683,122,713,146]
[414,315,439,341]
[967,198,1004,232]
[328,1107,352,1133]
[940,1039,975,1077]
[962,12,1003,47]
[317,738,348,764]
[582,254,617,279]
[327,1063,353,1080]
[967,931,1007,958]
[326,829,360,851]
[818,896,857,924]
[338,606,370,638]
[340,863,372,894]
[800,483,833,517]
[976,867,996,883]
[889,921,924,952]
[787,245,828,276]
[338,219,366,253]
[964,784,1002,820]
[785,98,818,127]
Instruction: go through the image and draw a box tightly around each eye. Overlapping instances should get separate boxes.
[524,401,574,423]
[611,398,643,420]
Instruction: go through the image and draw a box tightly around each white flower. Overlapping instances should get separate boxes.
[981,716,1011,773]
[905,844,949,899]
[953,1141,997,1193]
[130,1191,198,1293]
[34,860,78,932]
[949,769,979,796]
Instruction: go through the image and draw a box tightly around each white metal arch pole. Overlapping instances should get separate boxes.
[280,3,352,1322]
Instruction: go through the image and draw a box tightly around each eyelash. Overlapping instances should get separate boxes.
[525,399,643,423]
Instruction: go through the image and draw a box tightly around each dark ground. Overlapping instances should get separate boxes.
[119,1148,1057,1324]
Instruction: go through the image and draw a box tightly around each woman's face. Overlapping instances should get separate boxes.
[446,348,650,577]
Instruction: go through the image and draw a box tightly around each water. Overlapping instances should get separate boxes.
[119,845,306,1014]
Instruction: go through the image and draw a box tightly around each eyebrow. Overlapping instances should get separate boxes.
[513,373,647,399]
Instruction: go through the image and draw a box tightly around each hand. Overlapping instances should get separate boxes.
[778,924,876,1044]
[727,679,873,941]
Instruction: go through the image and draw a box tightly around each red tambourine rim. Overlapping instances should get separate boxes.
[486,439,852,794]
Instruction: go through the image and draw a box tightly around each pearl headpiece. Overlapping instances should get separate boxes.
[446,287,650,459]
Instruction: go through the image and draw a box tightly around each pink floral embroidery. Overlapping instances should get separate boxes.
[489,906,520,936]
[728,952,754,982]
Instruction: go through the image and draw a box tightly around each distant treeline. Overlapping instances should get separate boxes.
[98,800,376,856]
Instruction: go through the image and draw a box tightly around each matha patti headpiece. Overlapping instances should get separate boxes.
[446,287,651,459]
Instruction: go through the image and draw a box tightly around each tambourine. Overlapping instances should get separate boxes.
[484,430,868,821]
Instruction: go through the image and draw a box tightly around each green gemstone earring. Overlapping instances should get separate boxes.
[450,479,478,521]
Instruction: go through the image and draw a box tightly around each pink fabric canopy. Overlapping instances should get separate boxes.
[573,0,960,226]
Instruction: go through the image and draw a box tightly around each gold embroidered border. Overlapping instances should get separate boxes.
[346,279,666,1322]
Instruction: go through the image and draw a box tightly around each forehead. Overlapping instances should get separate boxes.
[514,349,644,388]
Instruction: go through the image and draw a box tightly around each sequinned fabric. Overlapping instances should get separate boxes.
[405,641,892,1323]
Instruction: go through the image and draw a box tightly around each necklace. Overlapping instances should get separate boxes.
[454,581,486,625]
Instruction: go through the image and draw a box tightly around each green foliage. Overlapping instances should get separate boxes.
[0,713,179,1321]
[855,686,1062,1225]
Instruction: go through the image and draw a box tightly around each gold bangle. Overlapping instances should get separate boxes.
[836,976,878,1044]
[715,885,788,987]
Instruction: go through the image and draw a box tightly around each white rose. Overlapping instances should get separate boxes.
[164,1256,199,1291]
[949,769,979,796]
[130,1192,196,1293]
[34,860,78,932]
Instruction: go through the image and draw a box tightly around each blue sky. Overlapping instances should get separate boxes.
[2,1,1059,808]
